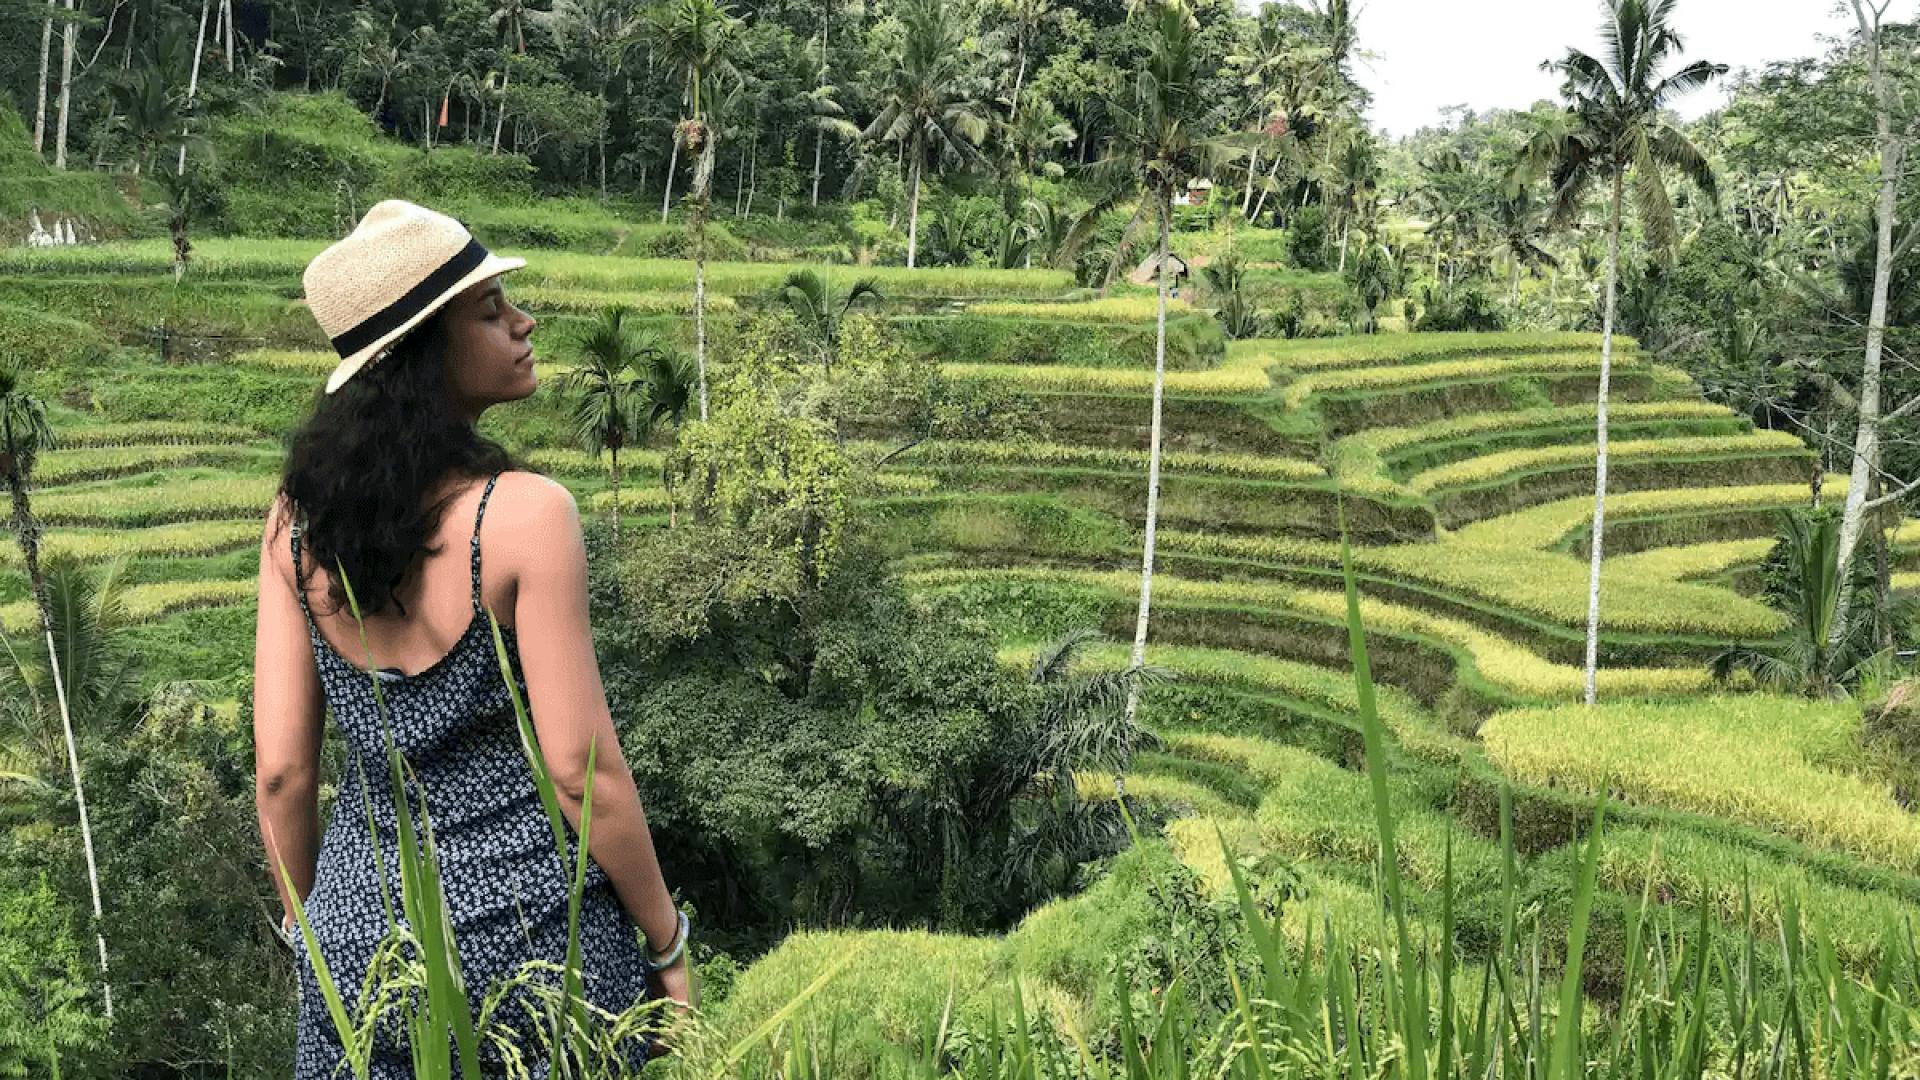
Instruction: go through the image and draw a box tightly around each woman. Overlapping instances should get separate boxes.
[252,200,689,1076]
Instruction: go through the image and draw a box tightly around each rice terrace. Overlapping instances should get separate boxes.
[5,0,1920,1073]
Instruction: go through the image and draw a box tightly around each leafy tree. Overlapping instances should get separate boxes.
[1541,0,1724,705]
[776,269,882,380]
[861,0,992,269]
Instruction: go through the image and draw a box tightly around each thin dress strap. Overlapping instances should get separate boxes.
[471,474,501,615]
[289,519,317,631]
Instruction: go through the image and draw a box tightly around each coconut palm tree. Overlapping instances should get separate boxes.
[556,306,692,543]
[1089,0,1243,726]
[861,0,992,269]
[657,0,741,420]
[777,269,882,379]
[1542,0,1724,705]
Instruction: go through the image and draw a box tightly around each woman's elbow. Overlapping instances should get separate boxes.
[257,767,318,803]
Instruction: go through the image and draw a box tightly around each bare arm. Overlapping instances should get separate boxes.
[501,478,681,953]
[252,505,324,928]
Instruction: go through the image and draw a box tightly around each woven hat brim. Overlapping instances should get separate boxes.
[323,254,527,395]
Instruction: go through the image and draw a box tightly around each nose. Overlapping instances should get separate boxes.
[515,304,537,336]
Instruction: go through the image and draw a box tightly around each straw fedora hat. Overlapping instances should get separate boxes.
[303,200,526,394]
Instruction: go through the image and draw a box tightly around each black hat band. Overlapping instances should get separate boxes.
[329,238,491,359]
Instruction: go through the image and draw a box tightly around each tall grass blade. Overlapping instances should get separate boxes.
[1549,796,1605,1080]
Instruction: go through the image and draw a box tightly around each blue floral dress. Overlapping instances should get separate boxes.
[288,474,653,1077]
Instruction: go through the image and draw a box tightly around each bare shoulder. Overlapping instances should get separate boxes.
[485,472,583,563]
[489,471,579,522]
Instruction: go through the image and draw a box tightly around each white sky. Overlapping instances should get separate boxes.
[1347,0,1894,141]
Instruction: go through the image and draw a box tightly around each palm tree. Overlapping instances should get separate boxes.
[556,306,688,543]
[1542,0,1724,705]
[571,0,643,198]
[0,559,132,1019]
[1002,98,1076,268]
[1091,0,1242,726]
[1711,510,1888,699]
[657,0,741,420]
[776,269,882,379]
[861,0,992,269]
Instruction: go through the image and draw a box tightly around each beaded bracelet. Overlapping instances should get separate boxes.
[647,910,690,970]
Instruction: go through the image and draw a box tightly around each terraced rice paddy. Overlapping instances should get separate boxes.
[10,249,1920,1006]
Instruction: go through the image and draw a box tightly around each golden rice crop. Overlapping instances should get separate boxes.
[510,286,735,315]
[521,447,669,476]
[34,446,274,486]
[1606,540,1774,582]
[1481,697,1920,873]
[895,440,1324,481]
[941,361,1269,397]
[233,349,335,372]
[1597,825,1908,975]
[1330,400,1741,481]
[0,578,256,632]
[0,520,261,567]
[1155,530,1785,639]
[36,474,279,527]
[950,566,1704,700]
[1280,352,1644,409]
[1406,431,1808,495]
[1452,479,1849,551]
[1258,331,1624,373]
[61,422,261,447]
[1074,771,1245,820]
[965,297,1195,322]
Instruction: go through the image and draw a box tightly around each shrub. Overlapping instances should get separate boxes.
[1285,205,1330,271]
[1416,283,1506,332]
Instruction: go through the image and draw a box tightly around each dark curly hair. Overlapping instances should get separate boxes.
[279,314,515,618]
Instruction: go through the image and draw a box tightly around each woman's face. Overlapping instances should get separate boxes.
[443,276,538,420]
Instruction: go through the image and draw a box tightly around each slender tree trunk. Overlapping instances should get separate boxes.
[1249,151,1284,225]
[744,139,757,218]
[692,129,715,420]
[222,0,234,72]
[610,447,622,545]
[598,90,610,199]
[906,147,923,269]
[1124,188,1173,729]
[122,3,133,71]
[661,129,679,223]
[491,66,510,154]
[1582,169,1623,707]
[178,0,211,175]
[53,0,76,170]
[1337,219,1349,274]
[1240,145,1258,216]
[1833,0,1902,652]
[810,126,825,207]
[33,0,53,154]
